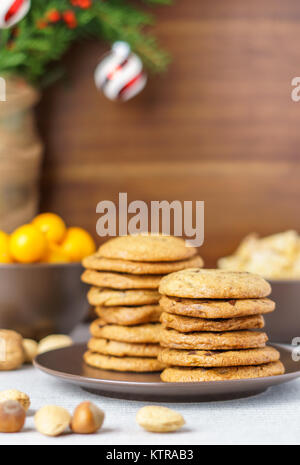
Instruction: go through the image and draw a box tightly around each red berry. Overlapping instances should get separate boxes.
[71,0,92,8]
[36,20,48,29]
[63,10,77,29]
[48,10,61,23]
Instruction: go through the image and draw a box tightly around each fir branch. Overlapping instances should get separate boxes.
[142,0,172,4]
[0,0,171,86]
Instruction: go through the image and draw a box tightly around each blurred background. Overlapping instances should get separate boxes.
[36,0,300,267]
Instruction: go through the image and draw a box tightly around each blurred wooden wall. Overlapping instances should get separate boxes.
[38,0,300,266]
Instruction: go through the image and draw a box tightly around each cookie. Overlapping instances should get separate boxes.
[160,328,268,350]
[88,338,161,358]
[160,312,265,332]
[95,305,162,326]
[90,319,162,343]
[98,235,197,262]
[84,351,164,372]
[87,287,160,307]
[158,346,280,367]
[83,254,204,275]
[159,269,271,299]
[160,296,275,319]
[160,361,285,382]
[82,270,162,290]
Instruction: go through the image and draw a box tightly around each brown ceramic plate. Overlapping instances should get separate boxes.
[34,343,300,402]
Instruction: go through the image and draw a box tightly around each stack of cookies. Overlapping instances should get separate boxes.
[82,235,203,372]
[158,269,285,382]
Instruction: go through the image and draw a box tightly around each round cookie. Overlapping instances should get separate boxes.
[82,254,204,275]
[87,287,160,307]
[90,319,162,343]
[160,328,268,350]
[95,305,162,326]
[160,361,285,382]
[82,270,162,290]
[159,269,271,299]
[98,235,197,262]
[84,351,164,372]
[158,346,280,367]
[88,338,161,358]
[160,296,275,319]
[160,312,265,332]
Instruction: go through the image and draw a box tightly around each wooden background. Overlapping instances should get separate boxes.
[37,0,300,266]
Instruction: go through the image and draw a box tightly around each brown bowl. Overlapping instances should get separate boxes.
[0,263,88,340]
[265,279,300,343]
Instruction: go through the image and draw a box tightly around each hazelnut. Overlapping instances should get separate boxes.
[34,405,71,437]
[0,330,24,371]
[38,335,73,354]
[23,339,38,363]
[0,390,30,411]
[70,402,105,434]
[0,400,26,433]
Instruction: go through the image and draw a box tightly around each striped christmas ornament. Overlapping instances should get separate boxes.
[0,0,31,28]
[94,42,147,102]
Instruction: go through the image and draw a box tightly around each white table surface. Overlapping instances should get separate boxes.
[0,324,299,446]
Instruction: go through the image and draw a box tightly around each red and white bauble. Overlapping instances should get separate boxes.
[0,0,31,29]
[94,42,147,102]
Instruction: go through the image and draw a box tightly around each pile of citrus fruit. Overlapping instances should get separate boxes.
[0,213,96,264]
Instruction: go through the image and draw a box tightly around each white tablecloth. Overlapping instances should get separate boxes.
[0,325,299,445]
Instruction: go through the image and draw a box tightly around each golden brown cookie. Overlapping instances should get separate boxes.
[159,269,271,299]
[88,338,161,358]
[83,254,204,275]
[98,235,197,262]
[90,319,162,343]
[160,361,285,382]
[160,296,275,319]
[82,270,162,290]
[87,287,160,307]
[160,312,265,332]
[84,351,164,372]
[95,305,162,326]
[160,328,268,350]
[158,346,280,367]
